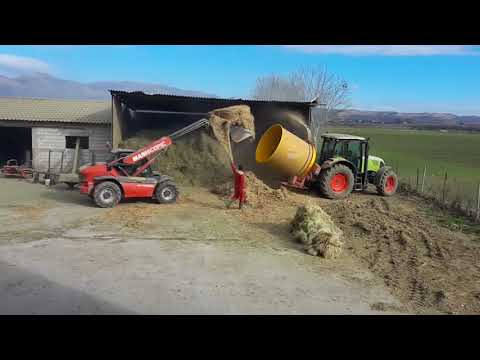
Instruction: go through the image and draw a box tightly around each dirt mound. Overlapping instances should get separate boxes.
[119,105,255,187]
[212,171,289,208]
[290,204,343,259]
[120,131,232,187]
[322,196,480,314]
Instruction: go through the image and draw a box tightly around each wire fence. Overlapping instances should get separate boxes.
[394,162,480,223]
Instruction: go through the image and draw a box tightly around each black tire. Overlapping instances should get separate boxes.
[66,182,76,190]
[155,182,178,204]
[93,181,122,208]
[376,167,398,196]
[317,164,354,200]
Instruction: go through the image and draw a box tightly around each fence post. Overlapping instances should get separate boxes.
[416,168,419,193]
[476,183,480,222]
[421,163,427,193]
[442,171,448,203]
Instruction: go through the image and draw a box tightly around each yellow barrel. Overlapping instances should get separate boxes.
[255,124,317,177]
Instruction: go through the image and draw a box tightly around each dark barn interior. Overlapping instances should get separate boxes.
[111,91,318,187]
[0,126,32,166]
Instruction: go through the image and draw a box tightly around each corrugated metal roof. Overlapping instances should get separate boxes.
[321,133,367,141]
[109,90,320,107]
[0,97,111,125]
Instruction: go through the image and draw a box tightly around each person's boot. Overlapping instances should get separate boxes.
[225,199,234,209]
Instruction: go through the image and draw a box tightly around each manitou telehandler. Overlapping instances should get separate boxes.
[79,118,253,208]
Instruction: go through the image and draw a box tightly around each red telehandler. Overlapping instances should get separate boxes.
[79,118,252,208]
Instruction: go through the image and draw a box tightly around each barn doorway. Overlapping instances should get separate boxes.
[0,127,32,166]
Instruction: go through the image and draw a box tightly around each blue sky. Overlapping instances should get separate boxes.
[0,45,479,115]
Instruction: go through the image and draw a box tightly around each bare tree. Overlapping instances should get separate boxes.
[252,65,351,141]
[253,75,305,102]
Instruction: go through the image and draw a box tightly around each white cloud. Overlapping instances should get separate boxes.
[282,45,479,56]
[0,54,50,73]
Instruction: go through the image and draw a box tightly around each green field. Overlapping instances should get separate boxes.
[327,126,480,182]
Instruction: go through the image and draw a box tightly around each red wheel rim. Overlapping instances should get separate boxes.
[330,173,349,193]
[385,175,396,192]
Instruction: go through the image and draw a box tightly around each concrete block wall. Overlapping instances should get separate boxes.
[32,126,111,173]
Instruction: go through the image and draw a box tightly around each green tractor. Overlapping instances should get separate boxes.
[312,133,398,199]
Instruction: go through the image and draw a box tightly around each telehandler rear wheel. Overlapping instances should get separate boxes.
[155,182,178,204]
[376,167,398,196]
[66,182,76,190]
[93,181,122,208]
[318,164,354,200]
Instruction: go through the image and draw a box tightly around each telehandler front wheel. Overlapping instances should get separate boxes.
[376,167,398,196]
[93,181,122,208]
[318,164,354,200]
[155,182,178,204]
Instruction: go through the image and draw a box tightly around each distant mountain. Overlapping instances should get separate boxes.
[2,73,478,127]
[332,109,480,127]
[0,73,216,100]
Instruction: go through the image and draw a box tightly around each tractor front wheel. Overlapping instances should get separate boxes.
[93,181,122,208]
[318,164,354,200]
[376,167,398,196]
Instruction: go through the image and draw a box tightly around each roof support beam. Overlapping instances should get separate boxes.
[134,110,209,116]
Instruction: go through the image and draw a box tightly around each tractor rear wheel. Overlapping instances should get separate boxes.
[376,167,398,196]
[93,181,122,208]
[318,164,354,200]
[155,181,178,204]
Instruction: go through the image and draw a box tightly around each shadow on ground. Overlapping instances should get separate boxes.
[0,260,134,315]
[40,187,96,206]
[251,221,305,254]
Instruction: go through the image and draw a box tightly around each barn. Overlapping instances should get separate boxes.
[0,97,112,173]
[109,90,319,185]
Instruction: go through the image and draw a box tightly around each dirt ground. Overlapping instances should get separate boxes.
[233,185,480,315]
[1,177,479,314]
[0,178,403,314]
[322,194,480,314]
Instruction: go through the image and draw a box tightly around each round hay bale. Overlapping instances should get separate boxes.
[290,204,344,259]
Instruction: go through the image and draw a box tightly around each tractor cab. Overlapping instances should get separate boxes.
[319,133,369,173]
[311,133,397,199]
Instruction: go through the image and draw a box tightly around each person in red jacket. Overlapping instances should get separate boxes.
[227,162,247,209]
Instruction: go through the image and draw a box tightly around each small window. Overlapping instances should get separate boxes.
[66,136,89,149]
[346,141,361,159]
